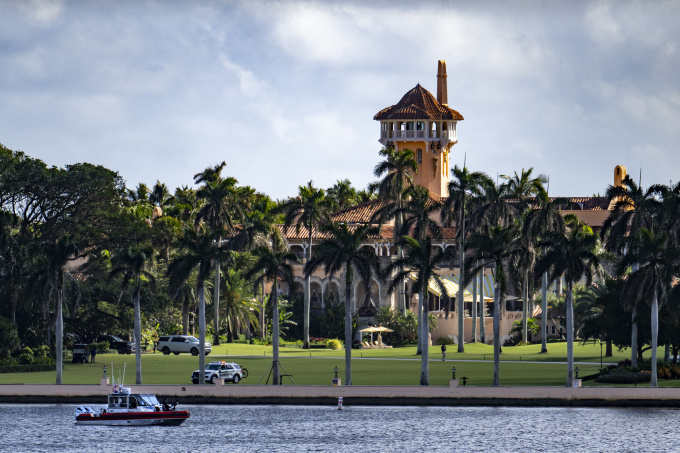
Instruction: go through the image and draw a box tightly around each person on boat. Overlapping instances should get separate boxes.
[162,399,171,411]
[129,397,137,409]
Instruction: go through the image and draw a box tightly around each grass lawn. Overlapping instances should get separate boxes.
[0,341,672,387]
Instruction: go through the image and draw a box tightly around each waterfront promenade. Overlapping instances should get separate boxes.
[2,381,679,407]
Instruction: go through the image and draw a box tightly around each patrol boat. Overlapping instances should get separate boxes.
[75,384,190,426]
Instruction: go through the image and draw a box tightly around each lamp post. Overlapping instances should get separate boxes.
[575,367,579,379]
[451,367,456,380]
[103,365,107,379]
[334,366,338,379]
[600,340,603,372]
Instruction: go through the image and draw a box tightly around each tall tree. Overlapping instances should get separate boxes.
[502,168,548,343]
[194,161,244,346]
[281,181,333,349]
[537,215,602,387]
[524,193,568,352]
[387,235,452,385]
[398,185,442,354]
[168,225,225,385]
[370,147,418,313]
[327,179,358,211]
[305,222,381,385]
[443,165,489,352]
[40,235,79,385]
[247,232,299,385]
[602,175,661,366]
[465,224,521,386]
[109,242,156,385]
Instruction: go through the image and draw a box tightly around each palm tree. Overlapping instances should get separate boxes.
[398,185,442,354]
[443,165,489,352]
[305,222,381,385]
[194,162,244,346]
[219,267,259,342]
[602,175,661,366]
[386,235,452,385]
[537,215,602,387]
[502,168,548,344]
[109,242,156,385]
[168,225,225,385]
[281,181,333,349]
[247,232,299,385]
[327,179,358,211]
[524,193,568,352]
[617,193,678,386]
[40,235,79,385]
[370,147,418,313]
[465,224,521,386]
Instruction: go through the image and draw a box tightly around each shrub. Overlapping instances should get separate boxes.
[325,339,342,350]
[0,317,20,359]
[670,367,680,380]
[97,341,110,351]
[35,345,50,358]
[436,337,454,346]
[596,369,651,384]
[658,366,671,380]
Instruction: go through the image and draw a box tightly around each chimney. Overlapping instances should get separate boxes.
[437,60,448,105]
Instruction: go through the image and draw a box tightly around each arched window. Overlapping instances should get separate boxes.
[416,149,422,164]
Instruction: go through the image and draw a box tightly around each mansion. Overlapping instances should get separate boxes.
[277,61,618,346]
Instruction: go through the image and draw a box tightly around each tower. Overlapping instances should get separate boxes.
[373,60,463,198]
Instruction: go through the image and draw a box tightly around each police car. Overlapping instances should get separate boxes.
[191,361,246,384]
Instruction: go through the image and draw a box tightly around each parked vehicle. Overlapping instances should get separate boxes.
[156,335,211,356]
[72,343,89,363]
[192,361,245,384]
[96,335,134,354]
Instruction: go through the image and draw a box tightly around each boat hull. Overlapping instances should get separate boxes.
[75,411,190,426]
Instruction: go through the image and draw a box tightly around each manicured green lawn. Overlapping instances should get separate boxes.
[2,341,674,387]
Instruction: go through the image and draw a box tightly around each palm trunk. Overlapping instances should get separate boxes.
[134,285,142,385]
[55,287,63,385]
[303,234,312,349]
[650,288,659,388]
[397,199,406,314]
[420,288,429,385]
[272,286,280,385]
[11,285,19,325]
[457,208,465,352]
[631,306,638,367]
[664,344,670,363]
[213,260,221,345]
[631,262,639,367]
[416,292,423,355]
[492,267,500,387]
[260,279,266,340]
[181,297,189,335]
[566,280,574,387]
[198,280,206,385]
[606,339,613,357]
[479,270,485,344]
[522,270,528,343]
[541,272,548,353]
[471,270,477,343]
[344,266,352,386]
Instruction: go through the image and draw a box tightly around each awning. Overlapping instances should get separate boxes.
[410,274,473,300]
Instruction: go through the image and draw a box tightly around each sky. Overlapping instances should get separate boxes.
[1,0,679,200]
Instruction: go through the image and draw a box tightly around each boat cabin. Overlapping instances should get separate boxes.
[107,388,161,412]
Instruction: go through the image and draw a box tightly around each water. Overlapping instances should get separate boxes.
[1,404,678,452]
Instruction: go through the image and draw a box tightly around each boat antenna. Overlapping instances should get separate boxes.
[122,362,126,388]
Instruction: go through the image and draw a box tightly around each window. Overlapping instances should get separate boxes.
[551,325,556,334]
[417,149,422,164]
[406,121,414,130]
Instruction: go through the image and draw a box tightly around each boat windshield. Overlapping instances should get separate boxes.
[140,395,160,406]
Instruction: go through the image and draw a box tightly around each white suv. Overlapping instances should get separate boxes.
[157,335,212,356]
[192,361,245,384]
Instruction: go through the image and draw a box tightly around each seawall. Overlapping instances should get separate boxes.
[1,381,680,407]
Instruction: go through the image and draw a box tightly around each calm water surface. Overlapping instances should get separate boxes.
[1,404,678,452]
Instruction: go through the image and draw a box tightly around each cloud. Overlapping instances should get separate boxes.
[18,0,63,25]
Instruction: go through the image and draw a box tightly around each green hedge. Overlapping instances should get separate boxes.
[0,364,56,373]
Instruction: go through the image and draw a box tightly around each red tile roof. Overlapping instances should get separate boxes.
[374,84,464,121]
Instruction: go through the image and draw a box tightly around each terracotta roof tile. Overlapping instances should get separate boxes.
[277,224,393,241]
[374,84,464,121]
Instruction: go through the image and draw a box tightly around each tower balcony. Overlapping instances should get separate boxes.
[378,120,458,147]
